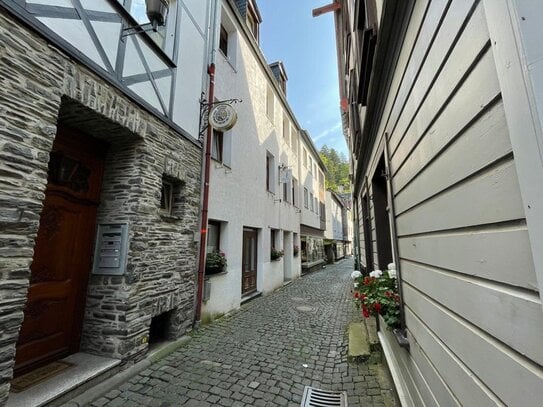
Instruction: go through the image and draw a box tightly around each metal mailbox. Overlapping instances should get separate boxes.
[92,223,129,275]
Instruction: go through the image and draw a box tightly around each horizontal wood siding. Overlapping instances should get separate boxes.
[363,0,543,405]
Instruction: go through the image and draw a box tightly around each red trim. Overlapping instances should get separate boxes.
[312,2,341,17]
[195,63,216,324]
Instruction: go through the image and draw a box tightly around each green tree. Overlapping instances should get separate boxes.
[319,145,351,192]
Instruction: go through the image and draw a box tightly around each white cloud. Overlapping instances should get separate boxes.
[313,121,342,142]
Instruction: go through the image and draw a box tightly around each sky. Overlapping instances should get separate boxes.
[257,0,348,157]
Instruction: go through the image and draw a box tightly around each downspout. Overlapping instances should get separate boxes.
[194,0,220,327]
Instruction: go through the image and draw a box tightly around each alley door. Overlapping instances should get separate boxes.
[242,228,257,295]
[15,128,107,375]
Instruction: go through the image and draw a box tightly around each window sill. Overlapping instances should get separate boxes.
[219,49,237,72]
[206,270,228,278]
[160,212,182,222]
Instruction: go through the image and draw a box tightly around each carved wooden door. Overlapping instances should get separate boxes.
[15,128,106,375]
[241,229,257,295]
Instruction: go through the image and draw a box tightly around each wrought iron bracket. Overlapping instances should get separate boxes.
[199,93,242,143]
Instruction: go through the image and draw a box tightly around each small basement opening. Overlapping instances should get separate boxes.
[149,310,175,346]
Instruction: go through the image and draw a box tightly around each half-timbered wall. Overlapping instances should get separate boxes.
[1,0,209,140]
[359,0,543,405]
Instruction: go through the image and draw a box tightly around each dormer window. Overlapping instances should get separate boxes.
[246,0,262,42]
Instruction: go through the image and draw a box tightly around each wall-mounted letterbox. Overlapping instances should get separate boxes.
[92,223,129,275]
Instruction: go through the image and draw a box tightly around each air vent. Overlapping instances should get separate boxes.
[301,386,347,407]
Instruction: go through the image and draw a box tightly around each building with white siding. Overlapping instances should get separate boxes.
[202,0,306,318]
[335,0,543,405]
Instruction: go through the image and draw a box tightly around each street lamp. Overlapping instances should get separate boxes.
[145,0,169,29]
[122,0,169,38]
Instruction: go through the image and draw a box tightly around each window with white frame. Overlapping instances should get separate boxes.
[266,151,275,193]
[206,220,221,253]
[304,187,309,208]
[211,130,223,162]
[310,192,314,211]
[283,114,290,146]
[220,11,238,67]
[266,85,274,121]
[219,25,228,56]
[292,178,298,206]
[246,0,261,42]
[291,126,298,155]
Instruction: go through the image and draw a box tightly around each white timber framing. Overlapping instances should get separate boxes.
[482,0,543,301]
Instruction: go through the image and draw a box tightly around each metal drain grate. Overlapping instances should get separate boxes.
[301,386,347,407]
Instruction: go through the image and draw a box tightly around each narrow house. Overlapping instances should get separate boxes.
[335,0,543,405]
[299,131,328,273]
[0,0,210,403]
[324,190,346,262]
[202,0,305,318]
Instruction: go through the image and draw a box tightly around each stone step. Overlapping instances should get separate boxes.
[347,322,370,363]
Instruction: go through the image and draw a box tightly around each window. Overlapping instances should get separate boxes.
[266,152,275,193]
[304,188,309,208]
[160,179,173,214]
[270,229,277,249]
[320,202,326,222]
[292,178,298,206]
[266,86,274,121]
[303,148,307,167]
[206,221,221,253]
[309,157,313,174]
[283,114,290,144]
[310,192,314,211]
[291,126,298,155]
[122,0,177,54]
[246,0,261,42]
[219,25,228,56]
[211,130,223,162]
[315,197,318,214]
[283,180,288,202]
[159,175,182,216]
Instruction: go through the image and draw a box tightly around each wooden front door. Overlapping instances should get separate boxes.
[15,128,107,375]
[242,228,257,295]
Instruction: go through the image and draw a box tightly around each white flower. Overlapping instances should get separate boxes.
[354,282,359,288]
[369,269,383,278]
[351,270,362,280]
[388,268,397,279]
[387,263,396,271]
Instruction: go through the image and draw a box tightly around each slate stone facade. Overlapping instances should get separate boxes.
[0,9,201,404]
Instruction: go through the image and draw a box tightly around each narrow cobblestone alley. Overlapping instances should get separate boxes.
[88,259,394,407]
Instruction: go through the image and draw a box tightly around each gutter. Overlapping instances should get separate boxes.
[194,0,221,327]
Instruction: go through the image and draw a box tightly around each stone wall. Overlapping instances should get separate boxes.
[0,8,202,404]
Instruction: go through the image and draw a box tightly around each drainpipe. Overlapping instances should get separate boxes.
[194,0,220,327]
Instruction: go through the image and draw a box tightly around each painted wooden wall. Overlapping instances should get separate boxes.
[364,0,543,404]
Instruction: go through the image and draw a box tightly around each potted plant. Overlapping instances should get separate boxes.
[205,250,227,275]
[293,245,299,257]
[270,248,284,261]
[352,265,400,328]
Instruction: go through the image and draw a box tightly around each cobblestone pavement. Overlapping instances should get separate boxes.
[90,259,394,406]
